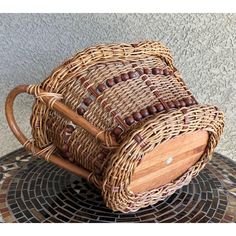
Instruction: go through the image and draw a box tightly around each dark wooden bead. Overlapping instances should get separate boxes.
[163,68,170,76]
[128,71,138,79]
[140,108,149,118]
[152,67,161,75]
[65,124,75,133]
[167,101,175,108]
[184,97,193,106]
[121,73,129,81]
[65,151,72,158]
[134,71,139,77]
[131,43,138,48]
[150,86,156,91]
[141,75,148,81]
[77,106,85,116]
[133,112,142,121]
[173,100,181,108]
[97,84,107,92]
[106,78,115,87]
[134,134,143,143]
[143,68,151,74]
[83,97,93,106]
[80,77,86,85]
[97,152,106,160]
[155,103,164,112]
[147,105,157,114]
[179,100,186,107]
[145,80,152,86]
[114,76,122,84]
[63,133,70,142]
[125,116,135,126]
[61,143,69,152]
[132,63,138,68]
[181,108,188,114]
[135,68,144,76]
[153,91,160,97]
[112,127,123,136]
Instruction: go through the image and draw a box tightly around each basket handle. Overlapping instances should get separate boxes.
[5,84,99,180]
[5,84,117,149]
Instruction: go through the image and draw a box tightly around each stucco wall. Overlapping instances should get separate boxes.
[0,14,235,160]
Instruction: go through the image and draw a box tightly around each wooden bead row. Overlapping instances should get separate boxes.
[60,123,108,169]
[101,66,173,90]
[76,66,174,117]
[60,124,76,161]
[112,97,196,138]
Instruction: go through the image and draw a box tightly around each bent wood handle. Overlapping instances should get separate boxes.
[5,84,117,147]
[5,84,93,180]
[5,84,117,181]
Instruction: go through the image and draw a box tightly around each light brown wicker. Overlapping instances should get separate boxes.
[5,41,224,212]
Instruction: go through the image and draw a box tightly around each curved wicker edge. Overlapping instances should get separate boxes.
[30,41,175,148]
[102,104,224,212]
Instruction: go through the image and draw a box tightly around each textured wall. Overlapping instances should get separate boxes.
[0,14,235,160]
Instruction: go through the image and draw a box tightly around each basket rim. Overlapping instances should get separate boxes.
[101,104,224,212]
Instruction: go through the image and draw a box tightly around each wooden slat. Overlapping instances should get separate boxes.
[129,130,209,194]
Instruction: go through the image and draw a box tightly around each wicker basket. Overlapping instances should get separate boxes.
[5,41,224,212]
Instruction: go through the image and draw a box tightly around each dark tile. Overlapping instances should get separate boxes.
[63,205,77,213]
[56,214,70,222]
[14,212,24,219]
[45,206,57,215]
[17,217,28,223]
[176,216,191,223]
[88,219,103,223]
[56,208,74,218]
[198,217,210,223]
[9,203,18,209]
[22,210,34,219]
[116,218,140,222]
[29,218,40,223]
[99,216,116,222]
[72,216,89,222]
[31,198,42,210]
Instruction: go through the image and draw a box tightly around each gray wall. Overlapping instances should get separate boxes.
[0,14,235,160]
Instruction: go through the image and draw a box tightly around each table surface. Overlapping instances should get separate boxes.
[0,149,236,223]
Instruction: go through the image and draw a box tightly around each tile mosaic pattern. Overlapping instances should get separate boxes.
[0,149,236,223]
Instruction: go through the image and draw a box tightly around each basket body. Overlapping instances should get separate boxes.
[18,42,224,212]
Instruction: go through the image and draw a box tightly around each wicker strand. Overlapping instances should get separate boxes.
[35,144,56,162]
[96,130,118,149]
[27,85,63,108]
[23,138,56,162]
[23,138,33,150]
[23,138,36,157]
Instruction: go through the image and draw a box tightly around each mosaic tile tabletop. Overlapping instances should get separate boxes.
[0,149,236,223]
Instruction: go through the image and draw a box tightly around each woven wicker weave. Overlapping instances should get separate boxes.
[5,41,224,212]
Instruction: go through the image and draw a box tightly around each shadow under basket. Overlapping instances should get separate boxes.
[5,41,224,212]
